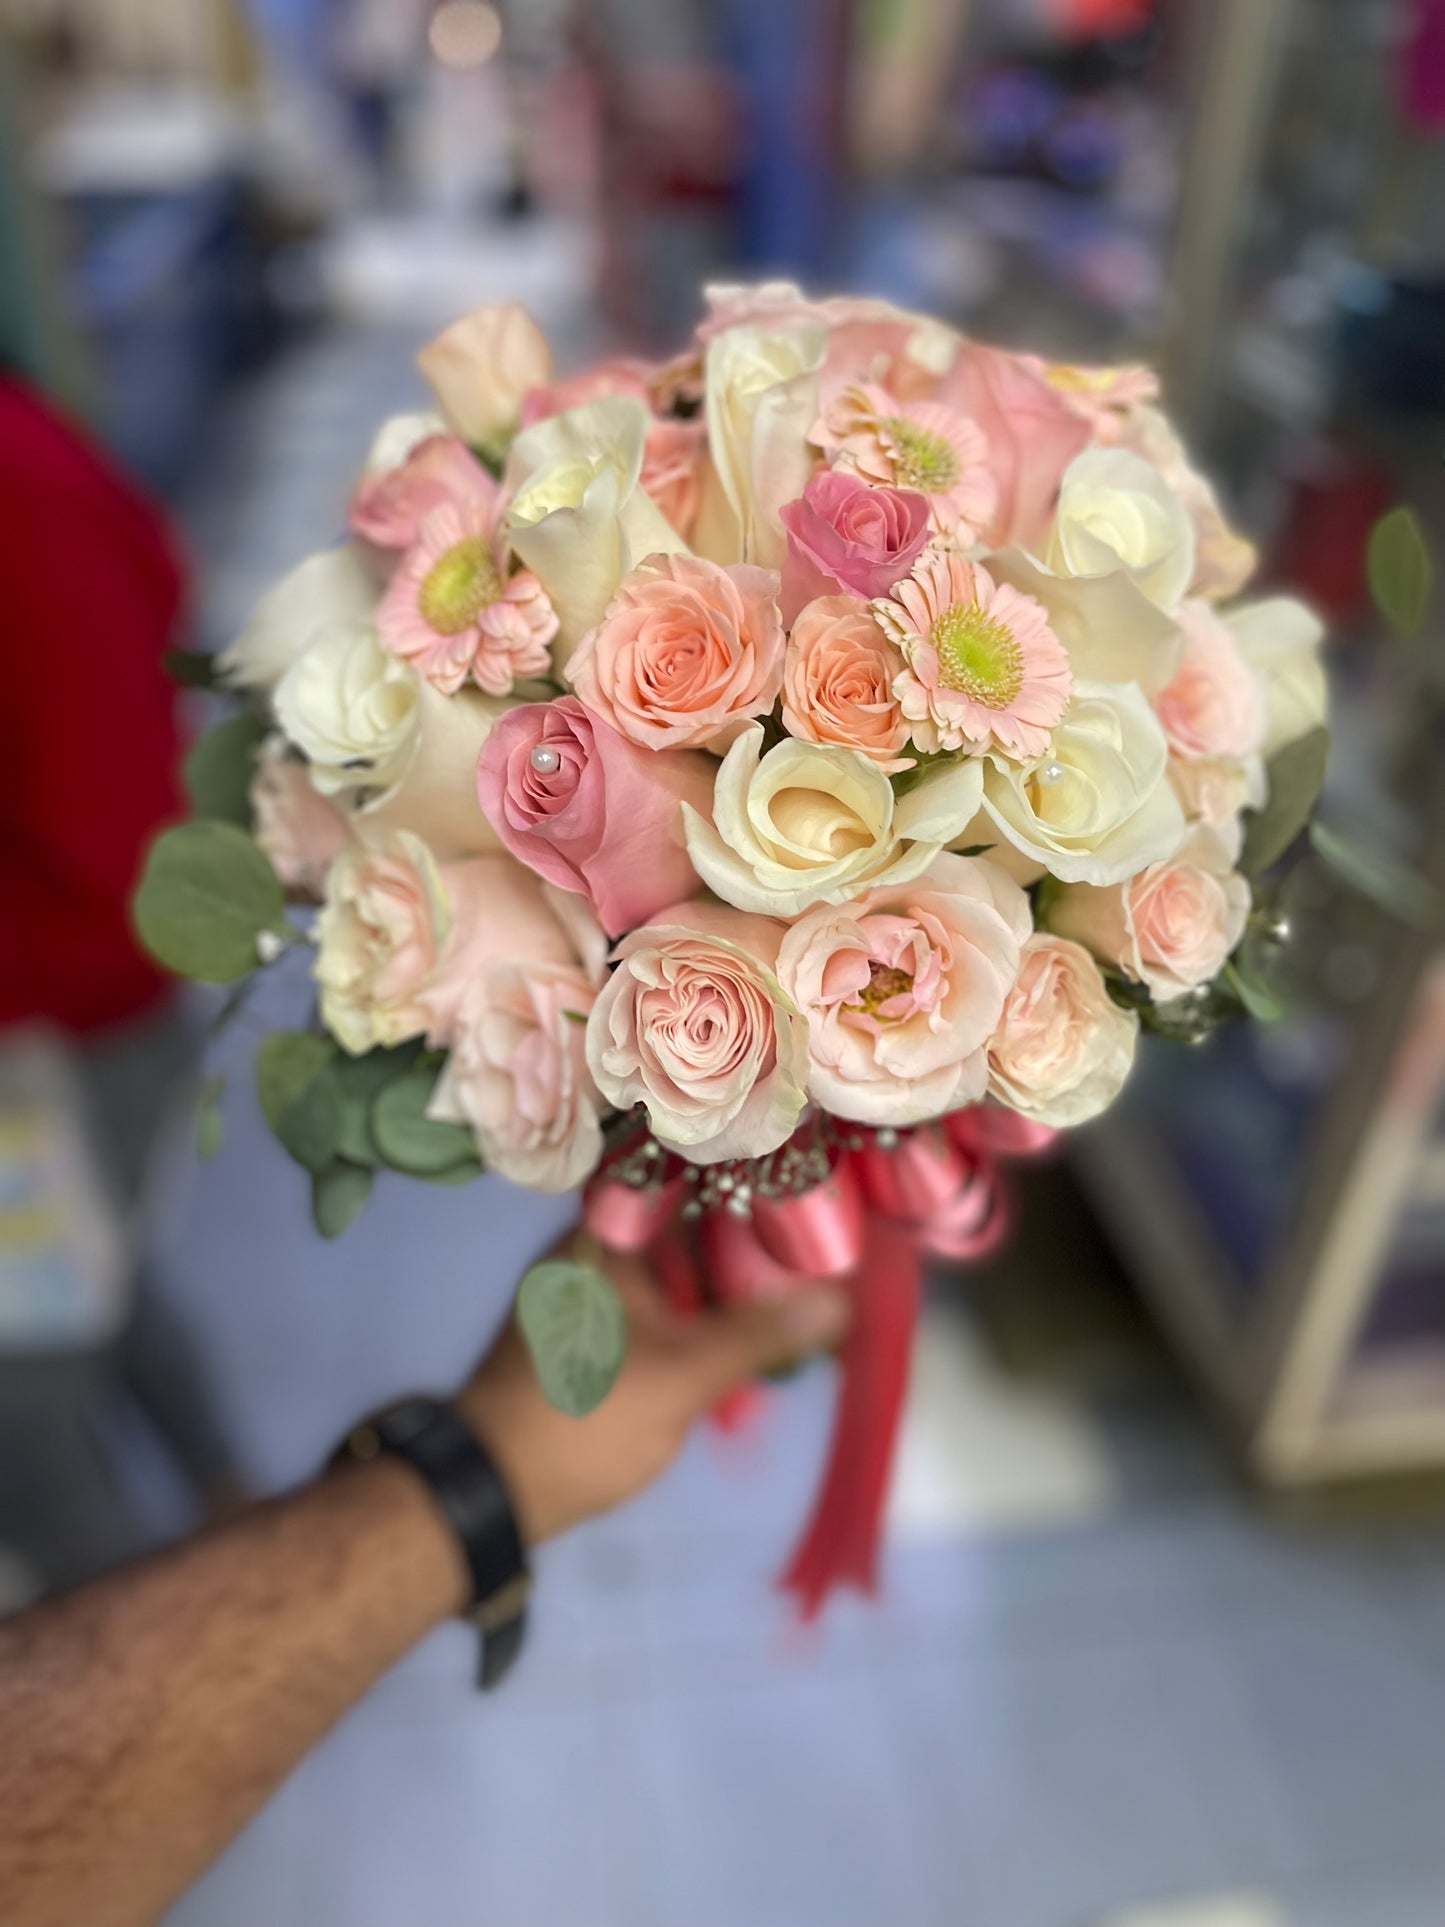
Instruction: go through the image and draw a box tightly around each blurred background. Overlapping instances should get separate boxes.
[2,2,1445,1924]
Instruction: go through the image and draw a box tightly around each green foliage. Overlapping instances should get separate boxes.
[1367,506,1432,638]
[1224,958,1283,1024]
[371,1063,480,1178]
[311,1162,374,1239]
[133,822,286,982]
[164,649,223,690]
[1239,728,1330,876]
[517,1260,628,1417]
[1310,820,1442,930]
[184,714,269,829]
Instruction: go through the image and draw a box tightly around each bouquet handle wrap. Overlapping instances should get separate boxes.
[583,1107,1056,1617]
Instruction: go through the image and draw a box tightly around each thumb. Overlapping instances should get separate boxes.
[678,1286,852,1414]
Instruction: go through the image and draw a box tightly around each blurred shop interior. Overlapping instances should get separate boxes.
[4,2,1445,1925]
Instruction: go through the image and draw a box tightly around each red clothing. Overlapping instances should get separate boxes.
[0,377,185,1032]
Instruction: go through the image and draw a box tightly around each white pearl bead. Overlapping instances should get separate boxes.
[1037,760,1065,785]
[530,746,561,774]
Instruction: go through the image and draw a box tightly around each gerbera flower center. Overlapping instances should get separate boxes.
[883,416,959,494]
[853,961,914,1019]
[931,601,1025,709]
[419,537,501,635]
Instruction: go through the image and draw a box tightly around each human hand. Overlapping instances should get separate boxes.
[455,1231,851,1545]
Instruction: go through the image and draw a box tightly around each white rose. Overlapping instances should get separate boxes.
[1224,595,1327,756]
[416,301,551,445]
[273,619,419,797]
[696,323,827,568]
[1124,404,1256,602]
[359,410,446,480]
[987,934,1139,1127]
[356,681,508,860]
[315,830,452,1055]
[1049,448,1196,612]
[1049,826,1250,1003]
[219,542,377,693]
[981,680,1186,886]
[502,396,686,662]
[987,547,1183,697]
[682,723,984,918]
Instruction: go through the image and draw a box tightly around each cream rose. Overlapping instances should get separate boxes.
[1123,404,1256,602]
[427,860,608,1193]
[980,681,1186,886]
[696,322,827,568]
[1049,448,1196,612]
[1224,596,1327,756]
[777,853,1030,1125]
[987,934,1139,1127]
[502,396,686,660]
[586,899,809,1163]
[682,724,985,917]
[273,619,420,797]
[986,548,1183,698]
[1049,827,1250,1003]
[219,542,378,693]
[315,830,451,1054]
[357,682,510,861]
[416,302,551,446]
[250,742,349,897]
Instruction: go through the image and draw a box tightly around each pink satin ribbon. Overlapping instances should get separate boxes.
[583,1104,1051,1617]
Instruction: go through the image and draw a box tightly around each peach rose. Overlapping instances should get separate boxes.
[315,830,452,1054]
[1049,829,1250,1003]
[426,858,608,1192]
[1154,601,1264,763]
[250,744,349,899]
[586,899,809,1163]
[416,302,551,446]
[567,553,784,753]
[640,415,707,541]
[777,852,1031,1125]
[986,934,1138,1127]
[781,597,911,770]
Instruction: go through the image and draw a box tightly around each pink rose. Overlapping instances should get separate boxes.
[349,435,496,550]
[777,852,1031,1126]
[427,857,608,1192]
[1154,601,1263,763]
[416,302,552,445]
[567,553,784,752]
[476,696,714,937]
[936,343,1091,551]
[640,415,707,541]
[1049,829,1250,1004]
[781,597,911,770]
[250,744,349,898]
[778,470,931,624]
[315,830,452,1055]
[586,899,809,1163]
[986,934,1138,1127]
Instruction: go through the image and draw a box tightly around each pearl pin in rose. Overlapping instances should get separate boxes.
[530,746,562,774]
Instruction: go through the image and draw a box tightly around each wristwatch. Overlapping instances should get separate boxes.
[337,1396,530,1689]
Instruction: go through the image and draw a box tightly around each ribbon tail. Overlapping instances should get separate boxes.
[778,1212,922,1620]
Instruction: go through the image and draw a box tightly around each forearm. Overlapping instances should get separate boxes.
[0,1459,466,1927]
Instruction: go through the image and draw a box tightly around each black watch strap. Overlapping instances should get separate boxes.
[338,1397,530,1690]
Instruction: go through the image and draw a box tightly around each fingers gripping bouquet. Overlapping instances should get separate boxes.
[138,286,1329,1612]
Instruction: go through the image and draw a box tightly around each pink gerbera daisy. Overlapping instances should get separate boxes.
[377,502,558,698]
[871,550,1072,761]
[811,381,998,539]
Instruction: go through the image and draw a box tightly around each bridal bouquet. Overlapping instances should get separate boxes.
[137,282,1328,1608]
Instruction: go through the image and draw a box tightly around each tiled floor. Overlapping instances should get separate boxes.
[142,227,1445,1927]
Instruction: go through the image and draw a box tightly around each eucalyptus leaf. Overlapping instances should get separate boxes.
[415,1157,485,1187]
[1367,506,1432,638]
[1225,959,1284,1024]
[311,1160,373,1239]
[517,1260,628,1417]
[275,1066,342,1173]
[184,713,269,828]
[1240,728,1330,876]
[1309,820,1443,930]
[371,1066,478,1176]
[255,1033,333,1134]
[133,822,286,982]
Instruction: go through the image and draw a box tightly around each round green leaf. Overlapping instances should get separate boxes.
[1367,506,1432,638]
[517,1260,628,1418]
[255,1033,333,1132]
[184,714,269,828]
[311,1161,373,1239]
[134,822,285,982]
[371,1067,478,1176]
[1240,728,1330,876]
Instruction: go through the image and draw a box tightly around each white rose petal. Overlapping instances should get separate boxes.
[360,410,447,481]
[987,547,1183,696]
[1224,595,1328,756]
[357,682,508,860]
[219,542,378,692]
[273,620,419,796]
[696,323,827,568]
[682,725,984,917]
[981,680,1186,886]
[1049,448,1196,612]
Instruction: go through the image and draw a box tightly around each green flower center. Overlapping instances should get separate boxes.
[883,416,959,494]
[931,601,1025,710]
[853,962,914,1019]
[419,537,501,635]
